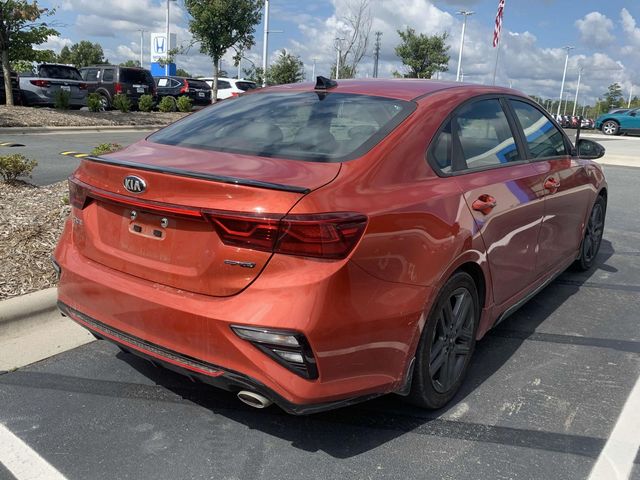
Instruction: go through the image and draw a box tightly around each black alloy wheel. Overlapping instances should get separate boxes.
[575,196,606,271]
[408,271,479,409]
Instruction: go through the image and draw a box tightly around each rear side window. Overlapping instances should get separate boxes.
[102,69,114,82]
[430,99,521,173]
[510,100,568,158]
[187,79,210,89]
[149,92,415,163]
[217,80,231,89]
[39,65,82,80]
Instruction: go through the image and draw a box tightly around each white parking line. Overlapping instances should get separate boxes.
[0,423,68,480]
[588,374,640,480]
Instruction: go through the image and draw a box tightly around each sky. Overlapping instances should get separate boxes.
[36,0,640,105]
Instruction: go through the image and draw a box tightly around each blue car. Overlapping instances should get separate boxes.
[595,108,640,135]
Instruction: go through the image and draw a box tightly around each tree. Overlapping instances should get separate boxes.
[266,49,304,85]
[334,0,372,79]
[120,60,141,68]
[0,0,58,105]
[184,0,263,102]
[57,41,107,67]
[10,58,33,73]
[243,65,264,85]
[603,83,624,109]
[394,28,449,79]
[175,68,191,77]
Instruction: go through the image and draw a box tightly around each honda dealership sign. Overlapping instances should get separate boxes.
[150,33,177,62]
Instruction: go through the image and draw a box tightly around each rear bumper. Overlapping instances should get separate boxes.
[54,221,430,412]
[58,301,381,415]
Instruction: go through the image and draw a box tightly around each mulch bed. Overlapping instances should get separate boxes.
[0,106,189,128]
[0,180,68,300]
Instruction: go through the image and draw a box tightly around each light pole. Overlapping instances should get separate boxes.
[311,58,316,80]
[563,92,571,116]
[572,66,583,116]
[556,46,574,116]
[262,0,269,87]
[456,10,474,82]
[137,29,145,67]
[629,85,634,108]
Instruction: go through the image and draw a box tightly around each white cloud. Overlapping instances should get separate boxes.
[34,35,72,52]
[575,12,615,48]
[621,8,640,46]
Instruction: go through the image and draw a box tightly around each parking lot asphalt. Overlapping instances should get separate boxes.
[0,130,153,186]
[0,161,639,479]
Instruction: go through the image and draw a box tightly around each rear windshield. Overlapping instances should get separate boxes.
[120,68,153,85]
[39,65,82,80]
[236,81,257,91]
[149,92,414,162]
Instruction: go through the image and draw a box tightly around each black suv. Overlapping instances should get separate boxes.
[0,70,21,105]
[154,76,212,108]
[80,65,157,110]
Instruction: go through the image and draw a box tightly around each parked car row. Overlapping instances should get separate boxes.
[553,114,595,130]
[1,63,259,110]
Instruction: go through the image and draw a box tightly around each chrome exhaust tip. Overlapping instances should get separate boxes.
[237,390,273,409]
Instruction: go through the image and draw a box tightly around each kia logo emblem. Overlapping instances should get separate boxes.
[124,175,146,194]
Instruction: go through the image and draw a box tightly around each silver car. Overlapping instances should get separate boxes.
[19,64,88,108]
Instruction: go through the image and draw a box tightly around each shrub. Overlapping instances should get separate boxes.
[176,95,193,113]
[112,94,131,113]
[87,93,102,112]
[54,89,71,110]
[91,143,123,156]
[158,96,176,112]
[138,94,154,112]
[0,154,38,183]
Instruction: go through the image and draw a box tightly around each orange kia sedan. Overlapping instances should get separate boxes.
[54,78,607,414]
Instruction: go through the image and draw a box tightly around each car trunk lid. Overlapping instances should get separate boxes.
[69,141,340,297]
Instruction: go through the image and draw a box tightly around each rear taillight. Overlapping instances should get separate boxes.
[68,177,367,260]
[68,178,89,209]
[180,80,189,94]
[114,82,123,94]
[30,79,50,88]
[78,82,88,90]
[230,92,239,97]
[205,211,367,259]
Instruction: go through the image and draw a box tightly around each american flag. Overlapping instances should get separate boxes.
[492,0,505,48]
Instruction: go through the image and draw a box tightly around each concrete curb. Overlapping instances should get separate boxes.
[0,125,165,135]
[0,287,57,326]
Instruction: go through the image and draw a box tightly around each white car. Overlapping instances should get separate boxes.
[198,77,258,100]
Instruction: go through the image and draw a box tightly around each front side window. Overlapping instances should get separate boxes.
[510,100,567,158]
[82,68,99,81]
[149,92,414,162]
[430,98,521,173]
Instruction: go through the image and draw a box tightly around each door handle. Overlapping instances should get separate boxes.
[472,195,497,215]
[544,178,561,190]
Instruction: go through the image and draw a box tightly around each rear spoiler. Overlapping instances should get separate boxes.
[77,155,312,194]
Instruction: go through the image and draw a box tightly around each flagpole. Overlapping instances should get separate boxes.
[491,0,506,86]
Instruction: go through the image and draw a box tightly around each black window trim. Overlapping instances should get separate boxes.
[502,95,575,162]
[426,94,530,178]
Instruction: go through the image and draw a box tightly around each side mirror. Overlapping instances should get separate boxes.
[577,139,605,160]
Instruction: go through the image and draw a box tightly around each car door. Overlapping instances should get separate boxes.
[431,97,546,306]
[507,99,592,275]
[621,108,640,133]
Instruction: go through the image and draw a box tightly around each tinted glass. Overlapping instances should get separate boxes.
[217,80,231,89]
[39,65,82,80]
[511,100,567,158]
[120,68,151,84]
[236,81,257,91]
[455,99,521,170]
[102,69,114,82]
[187,79,210,89]
[150,92,414,162]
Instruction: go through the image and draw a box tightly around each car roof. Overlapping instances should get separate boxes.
[264,78,522,102]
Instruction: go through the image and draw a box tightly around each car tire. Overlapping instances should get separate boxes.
[574,195,606,271]
[99,94,110,111]
[407,271,479,409]
[602,120,619,136]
